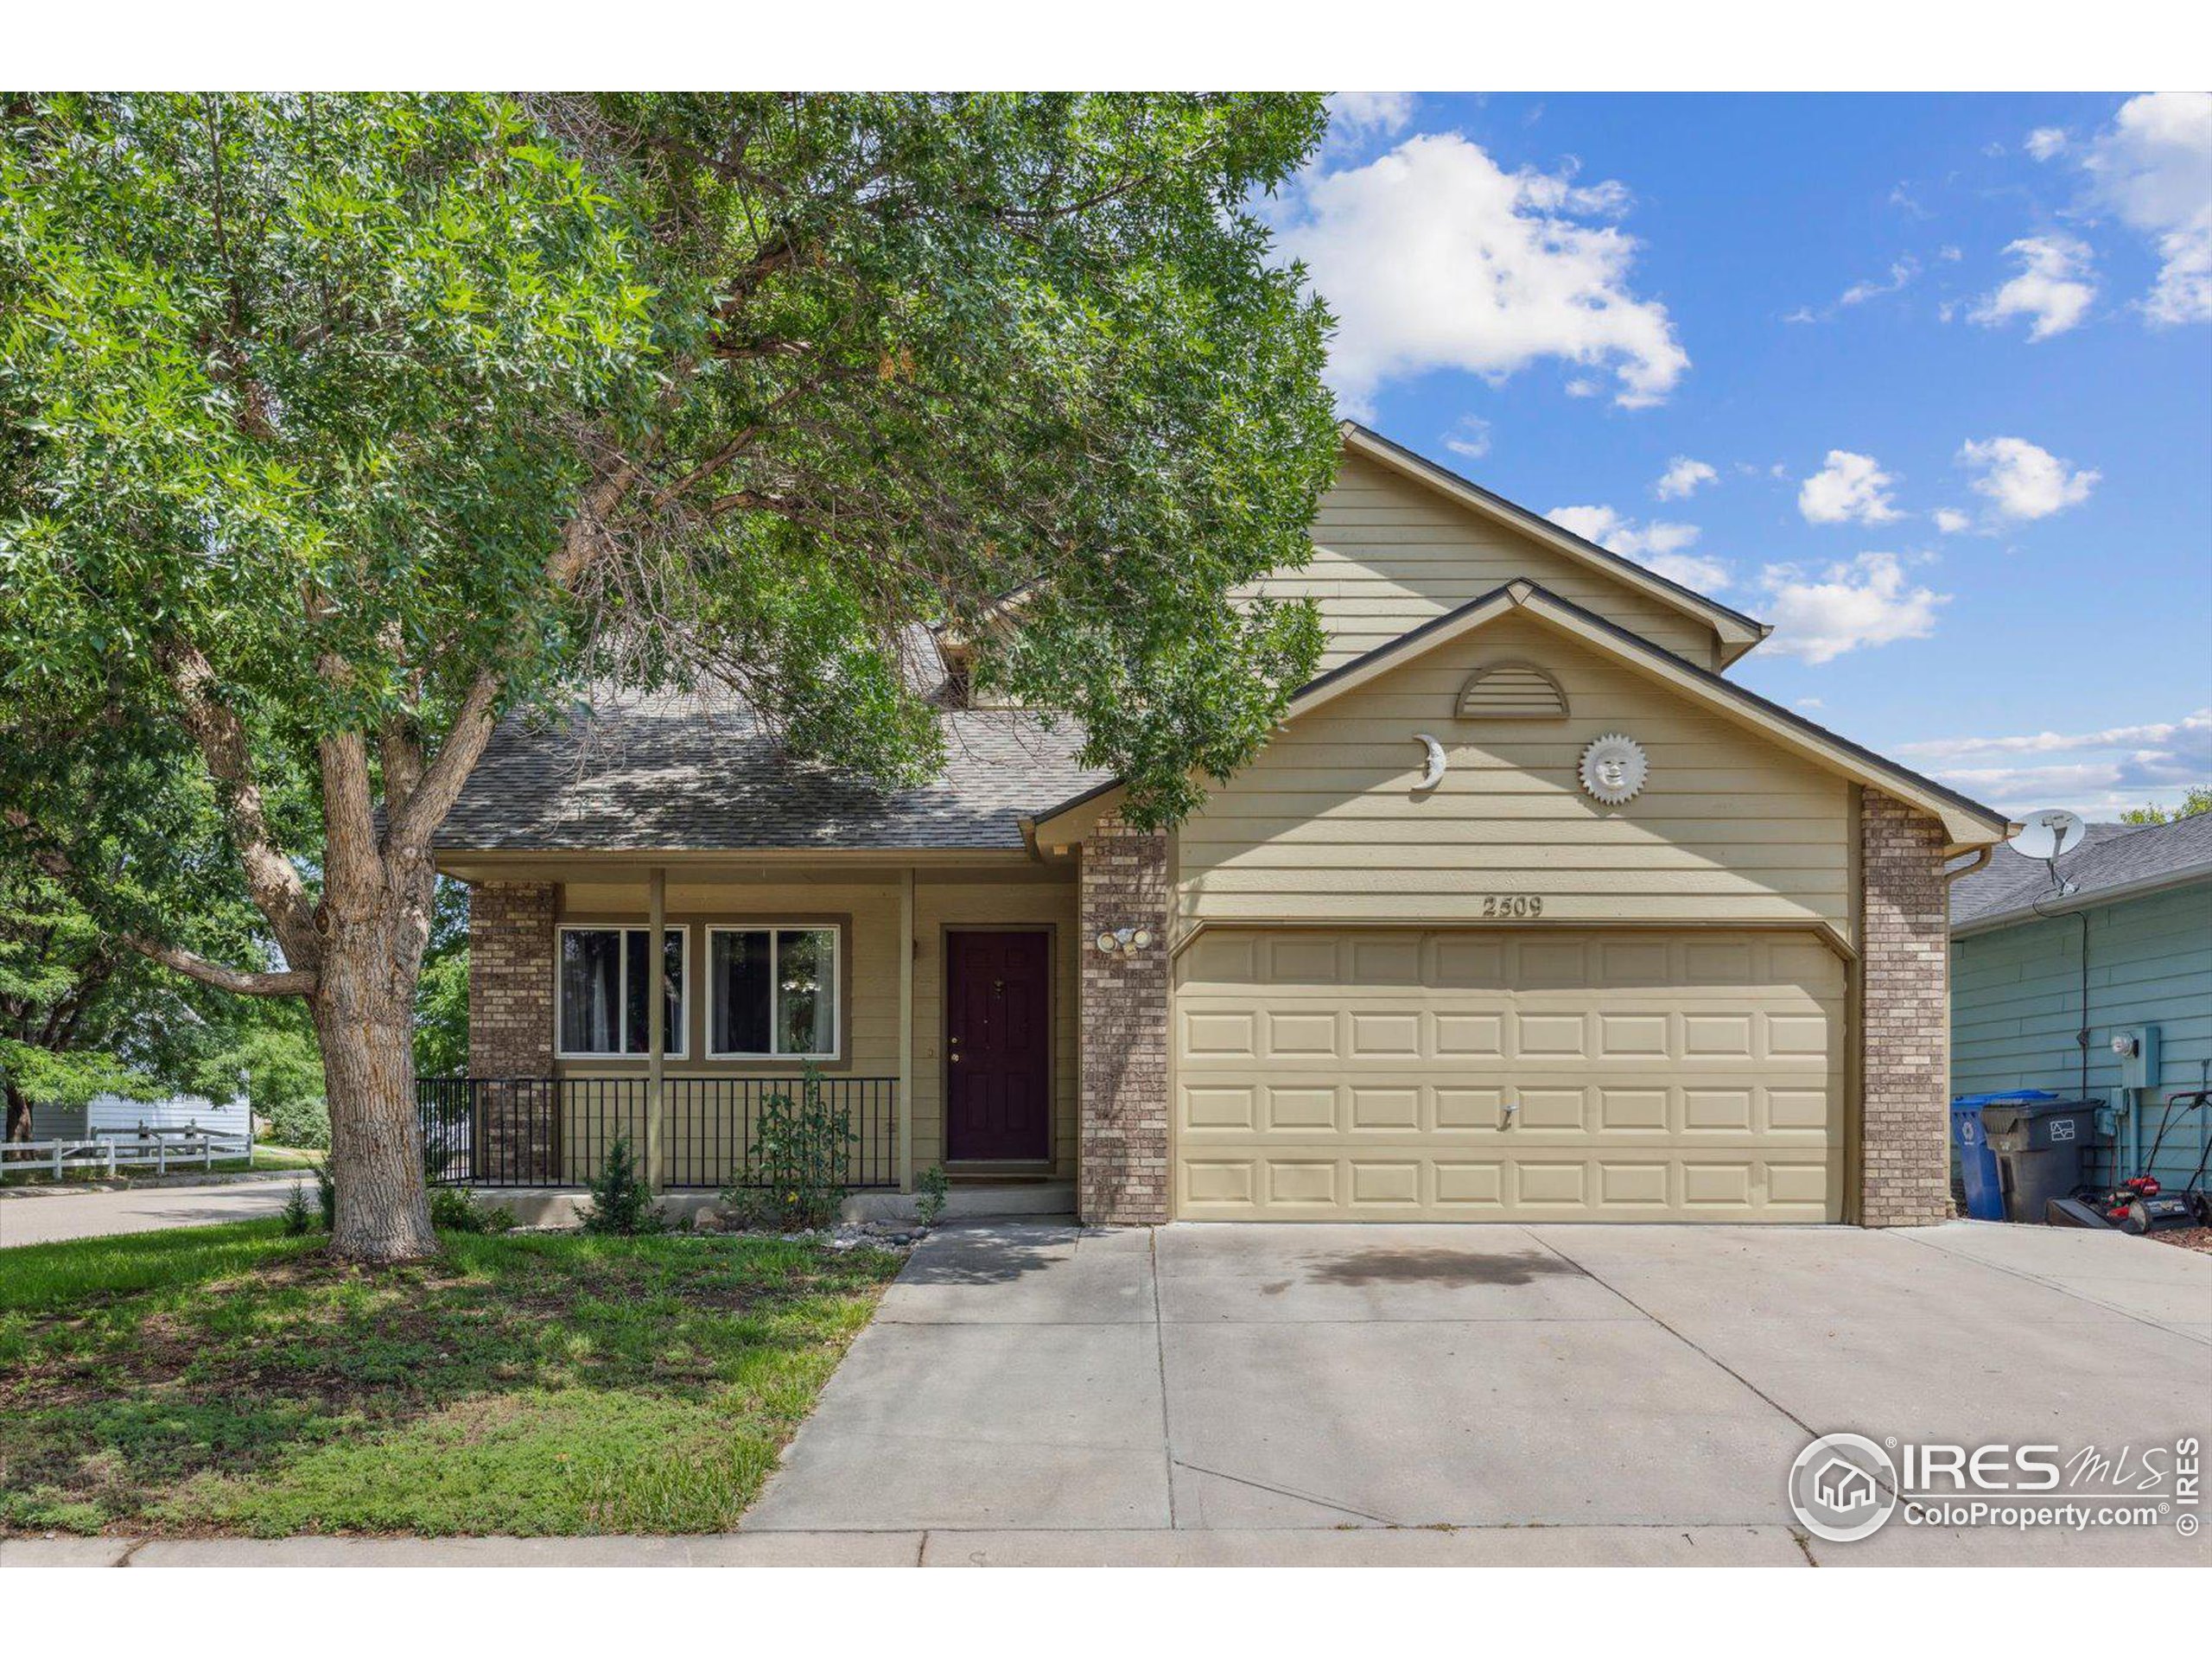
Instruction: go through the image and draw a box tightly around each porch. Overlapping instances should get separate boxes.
[436,854,1094,1196]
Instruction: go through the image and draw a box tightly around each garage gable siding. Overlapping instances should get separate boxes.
[1175,613,1854,942]
[1251,453,1722,673]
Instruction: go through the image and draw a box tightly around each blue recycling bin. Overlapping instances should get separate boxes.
[1951,1091,2055,1221]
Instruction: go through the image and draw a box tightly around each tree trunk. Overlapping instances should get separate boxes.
[310,916,439,1262]
[3,1078,29,1144]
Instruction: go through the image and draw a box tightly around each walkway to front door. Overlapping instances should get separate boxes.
[741,1220,2210,1564]
[944,930,1052,1161]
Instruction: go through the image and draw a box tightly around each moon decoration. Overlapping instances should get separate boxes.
[1579,733,1649,805]
[1413,733,1447,791]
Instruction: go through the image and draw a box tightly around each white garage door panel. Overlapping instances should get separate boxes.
[1173,929,1845,1222]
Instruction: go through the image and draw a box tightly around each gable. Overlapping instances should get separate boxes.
[1245,434,1764,674]
[1176,611,1857,940]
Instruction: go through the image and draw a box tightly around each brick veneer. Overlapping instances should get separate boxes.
[1859,789,1951,1226]
[467,881,556,1075]
[467,881,557,1183]
[1077,813,1172,1225]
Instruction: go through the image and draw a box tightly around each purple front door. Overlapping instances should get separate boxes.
[945,931,1052,1161]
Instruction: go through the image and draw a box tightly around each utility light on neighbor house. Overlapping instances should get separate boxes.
[1094,926,1154,957]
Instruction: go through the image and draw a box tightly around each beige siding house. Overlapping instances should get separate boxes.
[439,423,2010,1227]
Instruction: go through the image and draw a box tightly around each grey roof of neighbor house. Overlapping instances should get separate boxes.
[1949,811,2212,934]
[437,691,1110,855]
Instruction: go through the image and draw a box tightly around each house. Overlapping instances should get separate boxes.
[434,423,2012,1226]
[1950,810,2212,1192]
[27,1091,251,1144]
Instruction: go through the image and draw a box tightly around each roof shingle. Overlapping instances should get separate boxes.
[1949,811,2212,931]
[437,691,1111,855]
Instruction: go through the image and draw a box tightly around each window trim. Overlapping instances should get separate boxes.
[554,924,690,1061]
[704,923,843,1061]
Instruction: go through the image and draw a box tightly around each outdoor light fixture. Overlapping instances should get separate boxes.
[1094,926,1154,957]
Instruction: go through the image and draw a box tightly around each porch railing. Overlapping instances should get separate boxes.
[415,1076,899,1191]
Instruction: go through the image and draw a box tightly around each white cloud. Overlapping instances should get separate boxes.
[2025,127,2069,162]
[1796,696,1826,711]
[1545,505,1727,591]
[1266,132,1689,416]
[1798,450,1904,525]
[1970,234,2098,340]
[2082,92,2212,325]
[1896,709,2212,817]
[1325,92,1417,143]
[1755,554,1947,664]
[1654,456,1718,500]
[1933,507,1974,535]
[1840,256,1920,307]
[1957,435,2099,522]
[1442,416,1491,460]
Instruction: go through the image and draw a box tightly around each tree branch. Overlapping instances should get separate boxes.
[124,935,316,998]
[156,637,319,965]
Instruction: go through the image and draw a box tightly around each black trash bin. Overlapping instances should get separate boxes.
[1979,1098,2101,1224]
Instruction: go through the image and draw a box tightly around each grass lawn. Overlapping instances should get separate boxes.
[0,1220,902,1536]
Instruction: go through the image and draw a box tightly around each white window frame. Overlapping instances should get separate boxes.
[704,924,842,1061]
[554,925,690,1060]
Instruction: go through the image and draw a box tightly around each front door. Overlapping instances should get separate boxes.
[946,930,1052,1161]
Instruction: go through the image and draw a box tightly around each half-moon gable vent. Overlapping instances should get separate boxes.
[1456,661,1569,721]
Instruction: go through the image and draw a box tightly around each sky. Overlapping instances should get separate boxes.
[1259,92,2212,821]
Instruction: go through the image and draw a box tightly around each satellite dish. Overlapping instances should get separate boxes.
[2010,809,2086,861]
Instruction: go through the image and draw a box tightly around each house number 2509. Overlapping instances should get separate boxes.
[1482,895,1545,918]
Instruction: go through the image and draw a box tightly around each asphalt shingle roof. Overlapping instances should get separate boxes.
[437,690,1111,854]
[1949,811,2212,931]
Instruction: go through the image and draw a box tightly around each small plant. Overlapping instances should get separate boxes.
[722,1066,854,1231]
[915,1163,950,1228]
[280,1179,317,1236]
[429,1185,517,1234]
[312,1160,337,1230]
[579,1135,667,1236]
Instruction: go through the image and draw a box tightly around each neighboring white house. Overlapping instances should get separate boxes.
[27,1092,251,1143]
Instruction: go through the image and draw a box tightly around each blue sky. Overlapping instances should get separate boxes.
[1262,92,2212,819]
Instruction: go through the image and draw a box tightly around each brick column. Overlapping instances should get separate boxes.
[1078,813,1171,1225]
[467,882,556,1183]
[1859,790,1951,1226]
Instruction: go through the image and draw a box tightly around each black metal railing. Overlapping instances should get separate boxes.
[415,1076,899,1191]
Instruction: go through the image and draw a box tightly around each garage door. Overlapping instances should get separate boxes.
[1173,929,1845,1222]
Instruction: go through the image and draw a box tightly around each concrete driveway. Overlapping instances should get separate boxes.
[0,1173,309,1248]
[745,1219,2211,1566]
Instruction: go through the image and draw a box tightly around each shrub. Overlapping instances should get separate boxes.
[915,1164,950,1228]
[579,1135,667,1236]
[312,1160,337,1230]
[280,1179,317,1236]
[723,1066,853,1230]
[429,1186,516,1234]
[264,1093,331,1150]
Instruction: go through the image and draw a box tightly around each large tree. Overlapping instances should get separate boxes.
[0,92,1338,1260]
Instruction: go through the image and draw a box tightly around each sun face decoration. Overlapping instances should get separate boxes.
[1579,734,1649,805]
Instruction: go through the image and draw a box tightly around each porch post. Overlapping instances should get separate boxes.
[646,867,666,1192]
[898,867,915,1192]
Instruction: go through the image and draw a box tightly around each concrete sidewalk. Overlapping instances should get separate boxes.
[0,1173,311,1247]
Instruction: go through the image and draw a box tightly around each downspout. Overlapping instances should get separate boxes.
[1944,846,1994,884]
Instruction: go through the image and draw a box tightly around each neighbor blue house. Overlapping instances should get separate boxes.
[1949,810,2212,1193]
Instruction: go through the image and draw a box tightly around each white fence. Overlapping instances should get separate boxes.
[1,1128,256,1180]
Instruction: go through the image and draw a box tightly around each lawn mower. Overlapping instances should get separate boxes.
[2046,1089,2210,1233]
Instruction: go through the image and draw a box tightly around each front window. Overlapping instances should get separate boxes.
[557,926,687,1058]
[709,925,839,1058]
